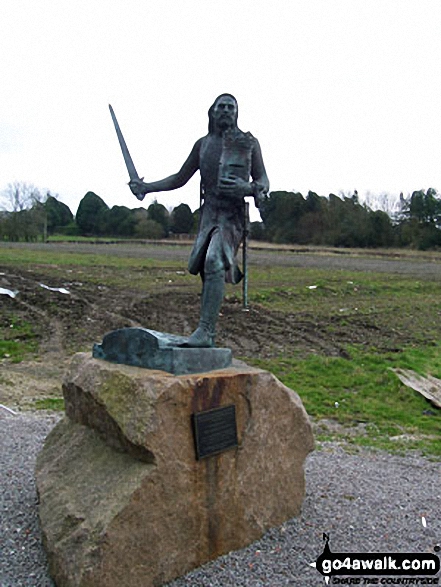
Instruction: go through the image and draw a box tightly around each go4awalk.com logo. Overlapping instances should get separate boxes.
[310,534,440,585]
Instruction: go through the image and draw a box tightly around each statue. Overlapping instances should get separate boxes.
[125,94,269,348]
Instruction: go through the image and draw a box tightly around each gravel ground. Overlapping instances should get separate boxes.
[1,412,440,587]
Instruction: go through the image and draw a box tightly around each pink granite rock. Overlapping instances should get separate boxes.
[36,353,314,587]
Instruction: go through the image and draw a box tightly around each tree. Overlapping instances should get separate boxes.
[250,221,265,241]
[0,182,47,241]
[298,191,328,245]
[193,208,201,232]
[133,209,164,239]
[45,195,73,235]
[170,203,194,234]
[363,191,402,218]
[99,206,135,236]
[76,192,109,235]
[1,181,41,212]
[404,188,441,226]
[259,191,307,243]
[366,210,395,247]
[397,188,441,249]
[147,200,169,237]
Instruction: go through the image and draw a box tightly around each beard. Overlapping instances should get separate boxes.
[216,114,234,130]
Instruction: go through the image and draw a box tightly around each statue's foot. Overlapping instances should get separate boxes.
[180,326,215,348]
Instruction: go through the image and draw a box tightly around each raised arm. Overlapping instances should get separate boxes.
[130,139,202,201]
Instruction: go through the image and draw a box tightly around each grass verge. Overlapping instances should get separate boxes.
[2,242,441,454]
[0,317,38,362]
[32,398,65,411]
[248,344,441,457]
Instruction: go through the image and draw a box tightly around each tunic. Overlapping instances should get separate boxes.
[188,129,256,284]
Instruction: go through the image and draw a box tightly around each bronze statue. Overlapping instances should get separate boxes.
[128,94,269,348]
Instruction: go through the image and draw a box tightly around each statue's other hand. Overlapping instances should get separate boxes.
[218,176,252,199]
[252,183,267,208]
[129,178,148,200]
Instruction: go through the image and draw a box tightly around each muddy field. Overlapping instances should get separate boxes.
[1,242,441,409]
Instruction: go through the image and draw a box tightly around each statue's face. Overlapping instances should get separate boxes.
[213,96,237,130]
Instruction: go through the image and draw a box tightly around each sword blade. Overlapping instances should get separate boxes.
[109,104,141,182]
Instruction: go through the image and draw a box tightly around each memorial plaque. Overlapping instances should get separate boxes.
[192,405,238,460]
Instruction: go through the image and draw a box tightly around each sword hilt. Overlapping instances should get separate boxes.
[128,177,146,200]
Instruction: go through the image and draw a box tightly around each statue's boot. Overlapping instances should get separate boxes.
[185,271,225,348]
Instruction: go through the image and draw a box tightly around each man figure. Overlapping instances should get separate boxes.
[129,94,269,347]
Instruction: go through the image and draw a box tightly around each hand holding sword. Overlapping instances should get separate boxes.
[128,178,149,200]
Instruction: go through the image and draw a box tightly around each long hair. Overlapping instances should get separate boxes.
[208,93,238,134]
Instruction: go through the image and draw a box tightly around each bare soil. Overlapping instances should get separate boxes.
[1,242,440,409]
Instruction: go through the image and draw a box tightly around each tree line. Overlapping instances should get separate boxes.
[1,182,441,250]
[254,188,441,250]
[0,184,195,241]
[74,192,195,239]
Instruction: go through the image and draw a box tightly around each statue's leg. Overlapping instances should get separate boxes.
[185,232,225,348]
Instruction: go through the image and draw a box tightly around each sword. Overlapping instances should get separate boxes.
[108,104,144,198]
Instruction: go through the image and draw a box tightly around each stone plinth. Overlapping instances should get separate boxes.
[36,353,314,587]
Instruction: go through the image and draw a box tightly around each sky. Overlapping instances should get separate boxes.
[1,0,441,221]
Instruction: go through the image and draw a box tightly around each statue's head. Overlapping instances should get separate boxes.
[208,94,238,133]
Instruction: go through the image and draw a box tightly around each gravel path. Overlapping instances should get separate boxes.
[1,413,440,587]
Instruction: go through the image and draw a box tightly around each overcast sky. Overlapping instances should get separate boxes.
[1,0,441,220]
